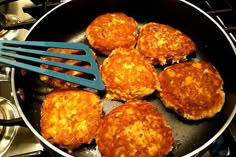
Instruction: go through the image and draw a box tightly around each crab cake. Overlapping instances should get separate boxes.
[86,12,138,55]
[96,100,174,157]
[137,22,196,65]
[41,89,103,153]
[158,61,225,120]
[40,48,96,88]
[100,48,160,101]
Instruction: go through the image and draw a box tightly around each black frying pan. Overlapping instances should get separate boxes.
[8,0,236,156]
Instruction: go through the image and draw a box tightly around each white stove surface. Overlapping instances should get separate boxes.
[0,0,33,41]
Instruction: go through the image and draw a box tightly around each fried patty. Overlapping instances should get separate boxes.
[86,12,138,55]
[40,89,103,153]
[157,61,225,120]
[137,22,196,65]
[96,100,174,157]
[40,48,96,88]
[100,48,160,101]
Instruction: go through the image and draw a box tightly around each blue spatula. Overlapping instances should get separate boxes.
[0,40,105,90]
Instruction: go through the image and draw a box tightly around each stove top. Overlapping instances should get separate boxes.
[0,0,235,157]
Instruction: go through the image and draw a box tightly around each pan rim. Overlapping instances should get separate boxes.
[181,0,236,55]
[11,0,236,157]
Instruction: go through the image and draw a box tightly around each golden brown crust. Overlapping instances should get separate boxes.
[100,48,160,101]
[40,89,103,153]
[96,100,174,157]
[40,48,96,88]
[157,61,225,120]
[86,12,138,55]
[137,22,196,65]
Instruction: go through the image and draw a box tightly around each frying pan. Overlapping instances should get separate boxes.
[7,0,236,156]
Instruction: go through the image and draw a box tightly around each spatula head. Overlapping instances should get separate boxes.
[0,40,105,90]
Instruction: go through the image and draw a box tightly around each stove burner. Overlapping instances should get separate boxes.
[0,14,20,40]
[0,97,19,156]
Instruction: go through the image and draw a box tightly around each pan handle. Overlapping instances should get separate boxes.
[0,117,26,127]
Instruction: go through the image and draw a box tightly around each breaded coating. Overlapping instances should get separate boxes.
[41,89,103,153]
[40,48,96,88]
[86,12,138,55]
[137,22,196,65]
[100,48,160,101]
[96,100,174,157]
[158,61,225,120]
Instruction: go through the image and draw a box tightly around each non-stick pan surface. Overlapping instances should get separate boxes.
[11,0,236,157]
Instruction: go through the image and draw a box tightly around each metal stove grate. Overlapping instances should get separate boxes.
[188,0,236,45]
